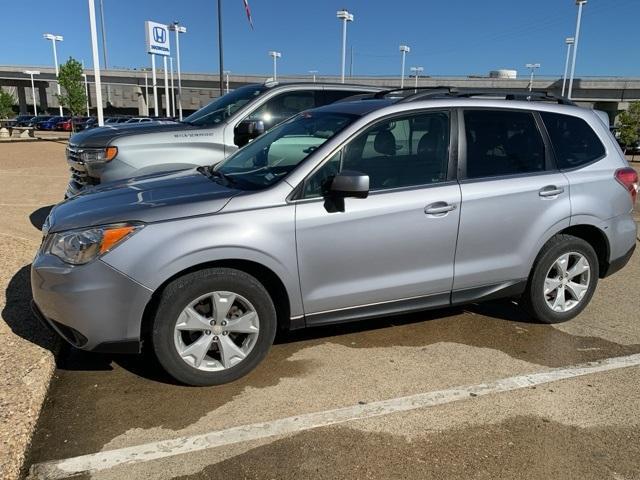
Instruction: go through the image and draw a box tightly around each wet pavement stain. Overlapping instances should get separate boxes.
[174,416,640,480]
[285,300,640,368]
[27,342,318,464]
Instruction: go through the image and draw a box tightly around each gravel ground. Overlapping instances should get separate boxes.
[0,141,67,480]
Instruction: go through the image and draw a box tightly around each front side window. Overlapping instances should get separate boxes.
[304,111,450,197]
[247,91,318,129]
[464,110,545,179]
[184,85,267,126]
[214,111,357,190]
[540,112,605,169]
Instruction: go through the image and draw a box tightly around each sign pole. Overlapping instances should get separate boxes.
[151,54,158,116]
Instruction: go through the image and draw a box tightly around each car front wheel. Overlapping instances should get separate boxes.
[151,268,277,386]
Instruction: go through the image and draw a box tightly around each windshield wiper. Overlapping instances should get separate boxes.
[205,167,236,187]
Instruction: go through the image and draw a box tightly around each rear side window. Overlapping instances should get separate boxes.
[540,112,605,169]
[464,110,545,179]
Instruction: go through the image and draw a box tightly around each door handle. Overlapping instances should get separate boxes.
[424,202,456,215]
[538,185,565,197]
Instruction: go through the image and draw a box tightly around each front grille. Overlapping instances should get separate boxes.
[66,143,99,187]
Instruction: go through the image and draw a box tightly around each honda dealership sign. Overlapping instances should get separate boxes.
[145,21,170,56]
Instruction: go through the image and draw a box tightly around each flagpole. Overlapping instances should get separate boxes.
[217,0,224,98]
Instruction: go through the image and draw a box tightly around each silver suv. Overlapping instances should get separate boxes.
[64,82,380,197]
[32,89,638,386]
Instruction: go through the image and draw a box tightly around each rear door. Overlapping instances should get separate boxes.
[453,108,571,294]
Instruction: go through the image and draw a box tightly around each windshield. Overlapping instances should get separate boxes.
[213,111,357,190]
[184,85,268,126]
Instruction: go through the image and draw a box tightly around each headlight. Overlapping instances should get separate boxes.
[79,146,118,163]
[46,223,142,265]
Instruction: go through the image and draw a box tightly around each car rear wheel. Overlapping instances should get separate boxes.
[523,234,599,324]
[151,268,277,386]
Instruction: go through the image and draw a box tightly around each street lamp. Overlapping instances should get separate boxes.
[169,22,187,120]
[399,45,410,88]
[223,70,231,94]
[309,70,318,83]
[23,70,40,116]
[525,63,541,92]
[410,66,424,93]
[268,51,281,81]
[43,33,64,115]
[336,10,354,84]
[567,0,587,100]
[561,37,575,97]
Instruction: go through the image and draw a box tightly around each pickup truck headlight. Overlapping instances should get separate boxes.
[46,223,142,265]
[79,146,118,163]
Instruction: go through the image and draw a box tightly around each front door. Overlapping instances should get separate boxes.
[295,110,461,322]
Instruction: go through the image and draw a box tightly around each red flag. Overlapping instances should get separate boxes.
[243,0,254,29]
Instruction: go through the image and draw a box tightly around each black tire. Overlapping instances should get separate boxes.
[522,234,599,324]
[151,268,277,386]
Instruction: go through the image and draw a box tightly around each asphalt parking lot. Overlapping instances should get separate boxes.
[1,142,639,479]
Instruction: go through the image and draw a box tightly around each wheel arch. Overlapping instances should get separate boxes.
[140,259,295,346]
[558,224,610,278]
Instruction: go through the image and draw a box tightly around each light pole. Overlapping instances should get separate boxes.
[87,0,104,125]
[98,0,110,106]
[223,70,230,94]
[81,60,90,116]
[336,10,354,84]
[163,56,170,118]
[268,51,281,81]
[561,37,575,97]
[410,66,424,93]
[309,70,318,83]
[170,22,186,120]
[525,63,541,92]
[568,0,587,100]
[43,33,64,115]
[144,71,149,116]
[170,58,176,117]
[399,45,410,88]
[23,70,40,116]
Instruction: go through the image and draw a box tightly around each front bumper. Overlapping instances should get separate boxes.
[31,252,153,352]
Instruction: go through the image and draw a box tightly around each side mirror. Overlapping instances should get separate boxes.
[234,120,265,147]
[328,170,369,199]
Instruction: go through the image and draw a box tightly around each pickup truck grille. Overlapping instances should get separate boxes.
[66,143,99,189]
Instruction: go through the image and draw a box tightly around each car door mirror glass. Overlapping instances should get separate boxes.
[234,120,265,147]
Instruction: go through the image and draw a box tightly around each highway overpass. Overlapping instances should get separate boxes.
[2,65,640,124]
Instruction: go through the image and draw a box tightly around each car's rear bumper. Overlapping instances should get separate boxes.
[602,243,636,278]
[31,252,153,352]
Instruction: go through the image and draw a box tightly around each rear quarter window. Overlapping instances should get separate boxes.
[541,112,605,169]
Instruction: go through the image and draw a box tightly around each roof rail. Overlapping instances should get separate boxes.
[372,86,453,99]
[397,88,576,106]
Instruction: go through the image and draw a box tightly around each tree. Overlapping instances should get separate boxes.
[0,88,15,119]
[56,57,87,129]
[618,102,640,153]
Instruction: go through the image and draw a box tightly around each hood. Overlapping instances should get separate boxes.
[69,121,197,147]
[46,168,239,233]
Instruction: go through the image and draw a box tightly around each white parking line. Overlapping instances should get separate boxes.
[30,353,640,480]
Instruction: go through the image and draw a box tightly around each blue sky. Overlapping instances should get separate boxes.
[1,0,638,78]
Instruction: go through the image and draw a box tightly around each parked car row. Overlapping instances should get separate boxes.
[30,83,638,387]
